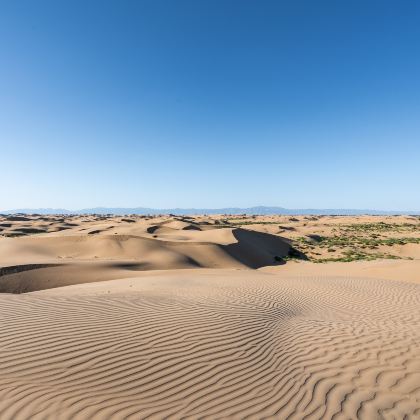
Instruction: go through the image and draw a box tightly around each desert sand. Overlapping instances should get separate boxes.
[0,213,419,418]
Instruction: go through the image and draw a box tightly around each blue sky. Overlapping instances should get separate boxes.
[1,0,419,210]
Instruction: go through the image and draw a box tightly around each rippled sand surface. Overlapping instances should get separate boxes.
[0,270,419,419]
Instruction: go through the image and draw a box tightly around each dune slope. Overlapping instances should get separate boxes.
[0,270,419,419]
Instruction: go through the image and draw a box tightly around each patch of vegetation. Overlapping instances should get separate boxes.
[295,235,420,248]
[313,251,402,263]
[341,222,419,233]
[288,247,306,259]
[274,247,308,264]
[292,228,420,263]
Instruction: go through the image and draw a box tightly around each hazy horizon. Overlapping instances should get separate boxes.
[2,205,420,215]
[2,0,420,210]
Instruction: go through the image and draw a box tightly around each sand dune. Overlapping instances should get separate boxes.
[0,270,419,418]
[0,214,419,418]
[0,218,300,292]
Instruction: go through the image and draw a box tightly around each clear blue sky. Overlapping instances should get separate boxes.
[1,0,419,210]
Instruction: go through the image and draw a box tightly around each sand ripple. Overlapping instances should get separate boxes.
[0,272,419,419]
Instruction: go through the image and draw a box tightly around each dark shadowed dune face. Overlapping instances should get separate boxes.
[226,229,296,268]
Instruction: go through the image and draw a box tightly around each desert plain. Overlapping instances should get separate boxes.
[0,213,419,419]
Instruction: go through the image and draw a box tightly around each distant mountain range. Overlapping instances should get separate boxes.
[2,206,419,216]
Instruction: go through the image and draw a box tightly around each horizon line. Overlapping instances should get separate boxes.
[2,206,420,215]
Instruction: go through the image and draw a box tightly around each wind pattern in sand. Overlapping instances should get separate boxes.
[0,271,419,419]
